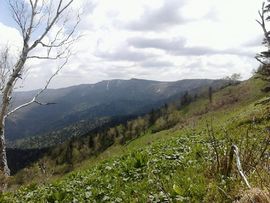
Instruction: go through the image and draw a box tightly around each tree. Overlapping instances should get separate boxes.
[230,73,241,82]
[223,73,241,86]
[181,91,191,106]
[256,1,270,78]
[0,0,80,177]
[208,86,213,104]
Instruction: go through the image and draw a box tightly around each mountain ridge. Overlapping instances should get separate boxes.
[3,77,269,202]
[7,78,230,148]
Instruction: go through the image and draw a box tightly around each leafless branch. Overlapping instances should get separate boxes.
[0,0,79,176]
[0,47,12,91]
[9,0,28,37]
[255,55,267,65]
[29,0,74,51]
[256,2,270,66]
[7,54,70,117]
[27,55,65,60]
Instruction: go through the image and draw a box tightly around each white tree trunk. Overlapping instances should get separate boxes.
[0,0,78,178]
[0,118,10,176]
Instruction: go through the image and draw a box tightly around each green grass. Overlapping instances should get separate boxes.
[2,78,270,202]
[2,130,212,202]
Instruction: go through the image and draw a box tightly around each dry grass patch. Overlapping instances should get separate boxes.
[235,188,270,203]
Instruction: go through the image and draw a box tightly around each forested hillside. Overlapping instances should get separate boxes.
[6,78,232,175]
[1,0,269,202]
[2,76,270,202]
[7,79,228,149]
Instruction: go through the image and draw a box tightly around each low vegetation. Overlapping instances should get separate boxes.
[1,77,270,202]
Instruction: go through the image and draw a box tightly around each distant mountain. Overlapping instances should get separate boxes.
[6,78,229,148]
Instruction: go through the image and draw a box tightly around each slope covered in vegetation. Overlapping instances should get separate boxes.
[1,77,270,202]
[8,79,224,149]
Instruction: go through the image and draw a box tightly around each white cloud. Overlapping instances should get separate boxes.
[0,0,265,90]
[0,22,22,54]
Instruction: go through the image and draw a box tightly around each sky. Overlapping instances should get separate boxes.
[0,0,265,90]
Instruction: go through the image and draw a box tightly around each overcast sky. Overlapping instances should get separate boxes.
[0,0,265,90]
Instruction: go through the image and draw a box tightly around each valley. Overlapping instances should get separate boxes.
[2,76,269,202]
[6,78,228,149]
[1,0,269,202]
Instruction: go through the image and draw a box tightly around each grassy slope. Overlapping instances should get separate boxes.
[2,78,270,202]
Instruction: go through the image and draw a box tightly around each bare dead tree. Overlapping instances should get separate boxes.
[227,145,251,189]
[256,1,270,89]
[256,2,270,65]
[0,0,80,177]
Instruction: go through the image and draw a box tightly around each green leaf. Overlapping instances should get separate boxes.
[173,184,182,195]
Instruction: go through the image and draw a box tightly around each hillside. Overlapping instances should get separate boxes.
[1,77,270,202]
[7,78,228,148]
